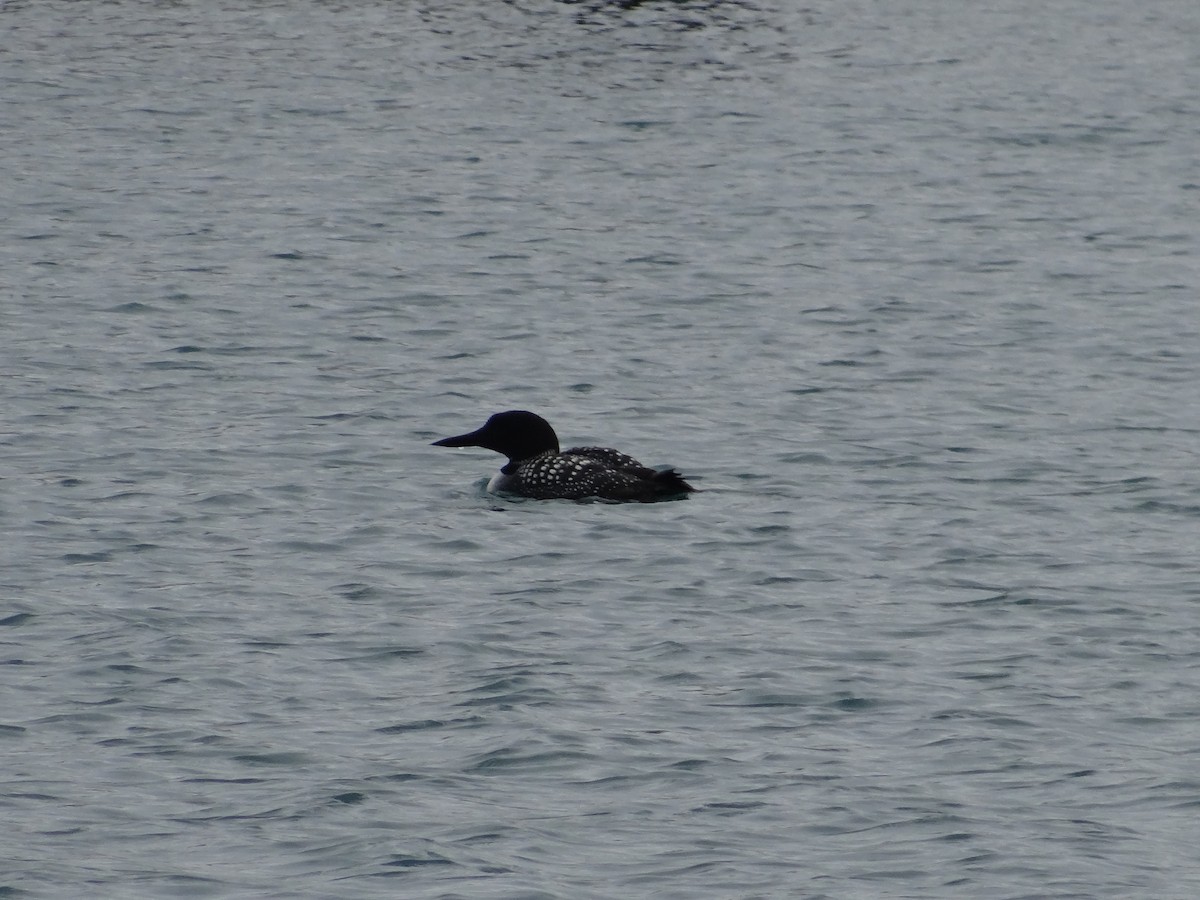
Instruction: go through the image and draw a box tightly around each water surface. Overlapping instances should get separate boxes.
[4,1,1200,897]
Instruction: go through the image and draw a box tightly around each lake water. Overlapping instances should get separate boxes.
[4,1,1200,897]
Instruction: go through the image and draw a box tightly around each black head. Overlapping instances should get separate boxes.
[432,410,560,464]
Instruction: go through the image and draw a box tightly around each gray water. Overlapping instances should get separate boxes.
[4,1,1200,897]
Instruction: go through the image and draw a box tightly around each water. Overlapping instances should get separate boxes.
[4,1,1200,897]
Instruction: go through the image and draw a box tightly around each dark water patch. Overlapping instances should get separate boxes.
[106,663,145,674]
[241,640,290,650]
[654,671,703,685]
[97,490,154,502]
[334,646,424,663]
[182,777,266,785]
[190,492,256,507]
[377,719,459,734]
[692,800,767,815]
[62,551,113,564]
[275,540,343,553]
[470,746,594,774]
[378,853,454,870]
[232,752,312,767]
[334,583,381,601]
[143,360,213,371]
[624,253,685,266]
[375,773,423,784]
[633,639,688,656]
[779,451,830,464]
[262,482,310,497]
[723,692,819,709]
[829,695,880,712]
[454,687,558,709]
[1134,499,1200,517]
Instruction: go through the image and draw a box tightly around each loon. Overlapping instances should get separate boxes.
[432,410,696,502]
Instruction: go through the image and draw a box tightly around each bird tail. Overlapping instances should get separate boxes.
[652,468,696,496]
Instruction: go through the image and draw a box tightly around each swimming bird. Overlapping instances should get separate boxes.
[432,410,696,502]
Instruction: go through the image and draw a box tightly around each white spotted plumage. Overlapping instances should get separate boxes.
[433,410,696,502]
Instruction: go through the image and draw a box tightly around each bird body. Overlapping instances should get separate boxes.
[433,411,695,502]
